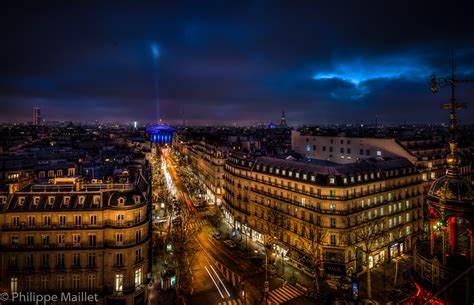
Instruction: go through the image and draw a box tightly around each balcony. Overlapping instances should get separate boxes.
[225,166,422,201]
[2,219,150,231]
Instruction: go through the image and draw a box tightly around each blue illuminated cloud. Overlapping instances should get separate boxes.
[312,54,430,99]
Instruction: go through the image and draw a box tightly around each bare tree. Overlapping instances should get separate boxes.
[350,212,387,299]
[166,205,199,303]
[299,220,327,292]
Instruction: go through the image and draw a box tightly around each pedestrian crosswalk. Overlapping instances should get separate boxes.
[267,284,304,304]
[186,218,207,231]
[217,298,243,305]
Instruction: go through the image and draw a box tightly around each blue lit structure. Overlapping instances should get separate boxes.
[146,124,174,145]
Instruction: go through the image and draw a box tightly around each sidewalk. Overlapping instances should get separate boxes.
[214,212,317,292]
[358,254,414,303]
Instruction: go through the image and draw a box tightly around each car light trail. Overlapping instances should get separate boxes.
[204,266,224,299]
[210,264,231,297]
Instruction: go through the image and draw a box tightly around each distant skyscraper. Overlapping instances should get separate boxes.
[33,107,41,125]
[280,109,287,126]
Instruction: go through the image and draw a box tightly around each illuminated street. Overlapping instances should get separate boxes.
[152,148,319,305]
[158,150,243,304]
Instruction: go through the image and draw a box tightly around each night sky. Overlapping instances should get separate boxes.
[2,0,474,125]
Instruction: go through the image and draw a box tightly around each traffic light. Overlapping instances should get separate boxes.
[430,75,438,93]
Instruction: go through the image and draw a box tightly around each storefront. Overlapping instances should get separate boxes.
[389,242,404,259]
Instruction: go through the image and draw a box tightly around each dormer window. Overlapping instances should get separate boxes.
[282,170,286,175]
[117,197,125,206]
[343,177,348,184]
[350,176,355,183]
[18,197,25,206]
[93,196,100,205]
[364,174,368,180]
[78,196,85,205]
[329,177,336,184]
[64,196,70,205]
[358,175,362,182]
[288,171,293,177]
[370,173,374,179]
[269,167,273,173]
[295,172,300,179]
[133,196,140,204]
[303,174,307,180]
[33,197,40,205]
[311,175,316,182]
[48,196,55,205]
[376,172,380,178]
[0,196,6,204]
[275,169,280,174]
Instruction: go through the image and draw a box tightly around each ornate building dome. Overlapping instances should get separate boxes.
[427,141,474,206]
[428,174,474,204]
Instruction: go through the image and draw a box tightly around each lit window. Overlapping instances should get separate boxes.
[88,275,96,289]
[135,268,142,287]
[115,274,123,292]
[41,276,48,290]
[72,275,80,290]
[376,150,382,156]
[57,275,64,290]
[329,177,335,184]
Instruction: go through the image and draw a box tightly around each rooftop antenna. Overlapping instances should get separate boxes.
[430,51,473,175]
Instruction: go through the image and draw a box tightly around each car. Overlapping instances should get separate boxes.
[212,232,222,240]
[223,240,237,248]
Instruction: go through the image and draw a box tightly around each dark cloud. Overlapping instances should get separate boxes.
[1,0,474,125]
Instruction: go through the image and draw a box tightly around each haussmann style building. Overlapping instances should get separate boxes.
[223,153,424,277]
[0,175,152,305]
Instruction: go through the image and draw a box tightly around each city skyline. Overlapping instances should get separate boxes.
[1,1,474,125]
